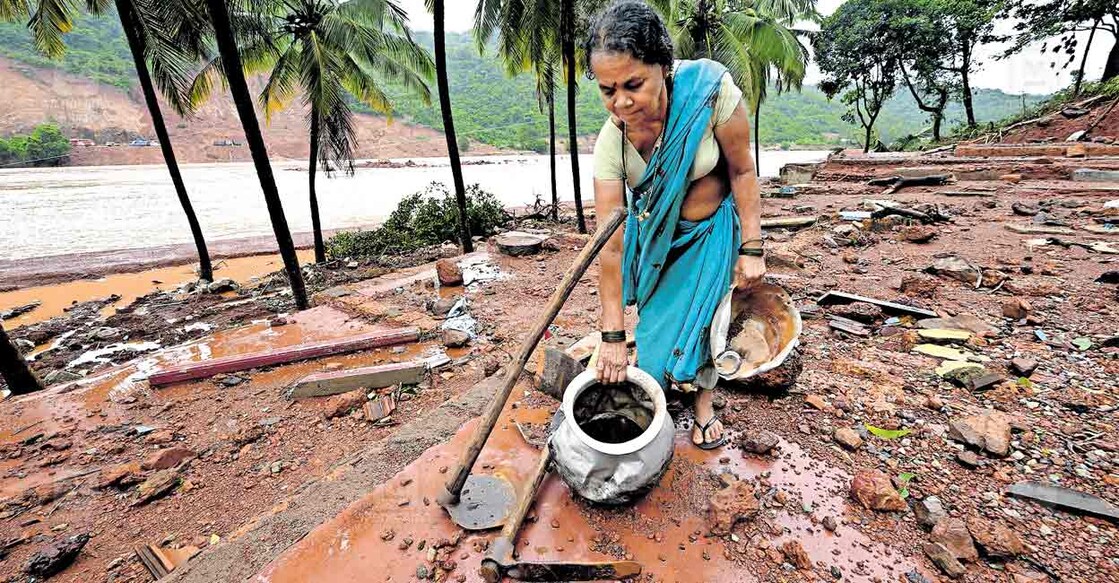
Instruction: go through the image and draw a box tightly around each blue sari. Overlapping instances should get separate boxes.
[622,59,740,390]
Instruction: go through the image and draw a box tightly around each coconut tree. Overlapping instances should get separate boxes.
[204,0,310,308]
[474,0,562,220]
[192,0,434,264]
[0,323,43,395]
[652,0,814,173]
[3,0,216,281]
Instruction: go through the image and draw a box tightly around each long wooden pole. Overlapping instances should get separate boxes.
[438,207,627,505]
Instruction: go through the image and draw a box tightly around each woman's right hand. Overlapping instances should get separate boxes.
[595,341,629,384]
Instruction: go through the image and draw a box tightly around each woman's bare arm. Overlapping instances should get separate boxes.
[595,177,628,383]
[714,101,766,289]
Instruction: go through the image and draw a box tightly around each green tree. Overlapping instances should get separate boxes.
[1002,0,1119,90]
[194,0,434,264]
[3,0,217,280]
[882,0,958,141]
[653,0,814,173]
[814,0,900,152]
[931,0,1002,128]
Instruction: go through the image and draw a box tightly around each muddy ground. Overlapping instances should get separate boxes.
[2,128,1118,581]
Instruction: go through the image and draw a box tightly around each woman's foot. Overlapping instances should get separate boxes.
[691,388,726,450]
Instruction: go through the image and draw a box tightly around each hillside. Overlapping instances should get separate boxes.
[0,14,1049,157]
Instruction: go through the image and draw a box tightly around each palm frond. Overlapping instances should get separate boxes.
[259,38,300,122]
[27,0,79,58]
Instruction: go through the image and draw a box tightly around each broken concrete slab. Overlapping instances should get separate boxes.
[917,315,999,338]
[1072,168,1119,183]
[917,329,972,343]
[534,347,585,401]
[1005,482,1119,522]
[816,291,937,319]
[761,216,817,229]
[913,344,988,363]
[1005,224,1077,236]
[495,232,547,256]
[150,328,420,387]
[1082,224,1118,236]
[290,361,426,399]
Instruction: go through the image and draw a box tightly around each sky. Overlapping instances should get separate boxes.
[396,0,1113,96]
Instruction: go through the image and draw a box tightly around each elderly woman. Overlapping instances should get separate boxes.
[587,0,765,449]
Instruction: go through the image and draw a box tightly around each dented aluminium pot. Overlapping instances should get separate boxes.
[549,367,675,505]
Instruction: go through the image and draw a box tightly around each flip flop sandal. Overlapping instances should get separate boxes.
[694,416,727,450]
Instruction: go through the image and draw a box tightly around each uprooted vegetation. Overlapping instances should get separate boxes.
[325,183,510,261]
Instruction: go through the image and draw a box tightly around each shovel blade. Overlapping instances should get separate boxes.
[442,474,516,530]
[505,560,642,581]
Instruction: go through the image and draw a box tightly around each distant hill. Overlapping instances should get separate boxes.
[0,14,1048,151]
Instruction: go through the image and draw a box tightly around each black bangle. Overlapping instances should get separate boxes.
[738,245,764,257]
[600,330,626,343]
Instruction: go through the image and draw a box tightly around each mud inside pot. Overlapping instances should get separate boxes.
[572,381,654,444]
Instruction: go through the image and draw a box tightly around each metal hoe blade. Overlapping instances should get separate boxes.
[442,474,516,530]
[503,560,643,581]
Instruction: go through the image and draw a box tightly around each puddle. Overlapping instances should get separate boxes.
[0,250,315,328]
[256,387,921,583]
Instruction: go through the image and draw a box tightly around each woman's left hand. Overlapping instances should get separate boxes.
[734,255,766,290]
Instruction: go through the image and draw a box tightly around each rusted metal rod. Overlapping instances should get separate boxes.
[438,207,627,506]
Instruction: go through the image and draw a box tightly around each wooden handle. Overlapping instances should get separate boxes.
[440,207,627,505]
[483,447,554,577]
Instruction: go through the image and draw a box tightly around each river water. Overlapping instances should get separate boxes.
[0,151,828,261]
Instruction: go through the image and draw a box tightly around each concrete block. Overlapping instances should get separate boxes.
[290,360,426,398]
[1072,168,1119,183]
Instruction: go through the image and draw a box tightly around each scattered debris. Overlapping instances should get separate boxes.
[1005,482,1119,522]
[534,347,585,401]
[931,518,978,562]
[914,496,946,530]
[948,412,1012,457]
[136,543,200,579]
[833,427,863,451]
[289,360,426,398]
[706,475,759,536]
[927,256,983,287]
[739,430,780,455]
[363,394,397,423]
[917,329,971,343]
[1005,223,1076,236]
[133,469,182,506]
[761,216,817,229]
[816,291,937,319]
[780,540,812,570]
[924,542,967,578]
[966,517,1025,558]
[1,301,41,320]
[441,328,471,349]
[435,258,463,287]
[1009,358,1037,377]
[495,231,548,256]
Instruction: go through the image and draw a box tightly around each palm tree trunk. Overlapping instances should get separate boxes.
[433,0,473,253]
[548,86,558,222]
[1,323,43,395]
[562,0,586,234]
[1075,20,1101,95]
[205,0,308,310]
[308,111,325,263]
[753,103,761,177]
[115,0,213,282]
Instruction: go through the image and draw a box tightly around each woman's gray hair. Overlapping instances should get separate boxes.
[583,0,674,79]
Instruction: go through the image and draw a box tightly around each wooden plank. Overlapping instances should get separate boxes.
[828,317,870,337]
[1005,224,1077,236]
[816,291,938,319]
[762,216,817,229]
[149,328,419,387]
[290,360,426,398]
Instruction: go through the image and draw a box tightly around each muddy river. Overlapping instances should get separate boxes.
[0,151,828,261]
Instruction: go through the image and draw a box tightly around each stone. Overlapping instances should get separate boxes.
[833,427,863,451]
[923,542,967,578]
[805,395,829,410]
[706,476,760,536]
[739,430,780,455]
[914,496,946,530]
[24,534,90,578]
[948,412,1012,457]
[898,274,939,298]
[206,278,239,294]
[928,256,982,286]
[533,347,585,401]
[495,232,547,256]
[1001,298,1031,320]
[930,518,978,562]
[822,516,838,531]
[850,470,907,512]
[899,225,937,243]
[1009,358,1037,377]
[441,329,471,349]
[917,314,998,338]
[780,540,812,570]
[43,369,83,385]
[141,447,195,471]
[430,296,460,317]
[96,463,142,490]
[134,469,181,506]
[966,517,1025,558]
[957,450,981,468]
[435,259,463,287]
[0,300,41,320]
[322,390,369,419]
[13,337,35,354]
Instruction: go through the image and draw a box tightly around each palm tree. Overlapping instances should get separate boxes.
[4,0,216,281]
[1,323,43,394]
[193,0,434,264]
[560,0,586,233]
[653,0,814,174]
[426,0,472,252]
[473,0,561,220]
[205,0,309,309]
